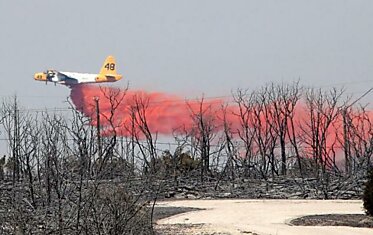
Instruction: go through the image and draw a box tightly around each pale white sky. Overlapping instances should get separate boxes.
[0,0,372,110]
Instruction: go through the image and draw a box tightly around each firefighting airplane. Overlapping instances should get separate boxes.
[34,55,122,86]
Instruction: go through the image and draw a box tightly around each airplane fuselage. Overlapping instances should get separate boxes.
[54,71,98,84]
[34,55,123,86]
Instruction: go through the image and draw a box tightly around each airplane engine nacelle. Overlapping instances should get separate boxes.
[95,75,108,83]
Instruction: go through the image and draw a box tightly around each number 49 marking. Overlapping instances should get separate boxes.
[104,63,115,70]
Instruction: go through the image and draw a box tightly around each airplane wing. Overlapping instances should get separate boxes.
[57,71,79,85]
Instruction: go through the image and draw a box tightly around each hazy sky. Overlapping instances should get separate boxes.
[0,0,372,109]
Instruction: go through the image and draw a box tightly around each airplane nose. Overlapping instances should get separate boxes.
[34,72,46,81]
[34,73,41,80]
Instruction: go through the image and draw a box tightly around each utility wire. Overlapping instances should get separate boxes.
[2,80,372,114]
[0,136,358,150]
[346,87,373,108]
[15,88,372,114]
[4,78,373,99]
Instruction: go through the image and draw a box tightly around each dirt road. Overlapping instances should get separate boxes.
[156,199,372,235]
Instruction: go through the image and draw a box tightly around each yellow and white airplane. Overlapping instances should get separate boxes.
[34,55,122,86]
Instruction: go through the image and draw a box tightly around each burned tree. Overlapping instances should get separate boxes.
[233,89,255,177]
[338,106,373,174]
[130,93,159,174]
[1,96,22,184]
[96,86,127,178]
[268,81,301,176]
[188,97,218,182]
[301,88,345,176]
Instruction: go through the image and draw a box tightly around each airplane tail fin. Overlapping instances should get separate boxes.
[99,55,118,75]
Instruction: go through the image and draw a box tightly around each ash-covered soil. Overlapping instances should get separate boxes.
[153,206,232,235]
[290,214,373,228]
[155,224,231,235]
[152,206,201,221]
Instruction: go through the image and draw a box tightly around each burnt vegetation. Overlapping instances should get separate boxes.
[364,168,373,216]
[0,82,372,234]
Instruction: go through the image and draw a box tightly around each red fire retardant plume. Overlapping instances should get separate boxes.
[69,84,237,137]
[70,84,372,156]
